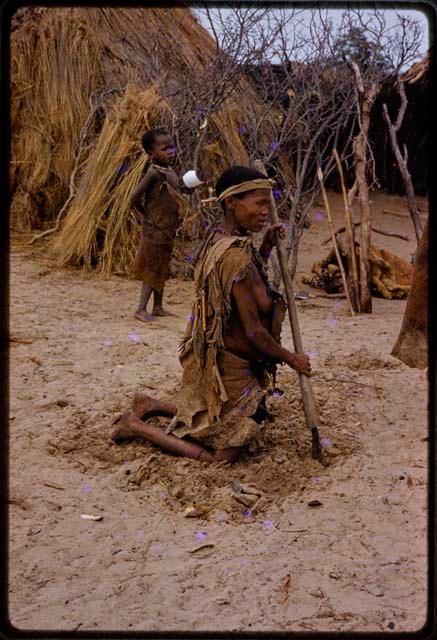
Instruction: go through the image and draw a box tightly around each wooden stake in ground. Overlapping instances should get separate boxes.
[254,159,326,466]
[317,167,355,317]
[382,80,423,245]
[349,61,378,314]
[333,148,360,312]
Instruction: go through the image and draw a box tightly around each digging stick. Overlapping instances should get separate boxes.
[333,149,360,312]
[254,159,326,465]
[317,167,355,317]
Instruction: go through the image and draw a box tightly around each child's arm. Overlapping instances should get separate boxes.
[131,166,158,209]
[153,166,201,194]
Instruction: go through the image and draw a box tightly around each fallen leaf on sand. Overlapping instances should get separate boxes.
[278,573,291,603]
[183,504,209,518]
[407,475,413,489]
[279,574,291,592]
[10,336,33,344]
[43,481,65,490]
[187,543,215,554]
[308,499,323,507]
[30,356,42,366]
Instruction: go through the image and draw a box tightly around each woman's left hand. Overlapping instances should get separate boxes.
[263,223,286,246]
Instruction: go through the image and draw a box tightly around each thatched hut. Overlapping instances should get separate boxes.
[369,51,430,196]
[11,7,275,274]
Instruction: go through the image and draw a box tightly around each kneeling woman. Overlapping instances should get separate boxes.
[112,166,311,462]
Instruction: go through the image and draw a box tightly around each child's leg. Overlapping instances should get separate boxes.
[152,287,173,316]
[134,283,154,322]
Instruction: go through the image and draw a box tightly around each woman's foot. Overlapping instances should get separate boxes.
[132,392,176,419]
[134,310,155,323]
[111,412,144,444]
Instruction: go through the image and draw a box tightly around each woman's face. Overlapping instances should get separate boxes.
[227,189,271,233]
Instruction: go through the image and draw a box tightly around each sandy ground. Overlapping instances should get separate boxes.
[9,191,429,633]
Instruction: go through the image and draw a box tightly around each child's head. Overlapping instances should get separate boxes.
[141,129,175,166]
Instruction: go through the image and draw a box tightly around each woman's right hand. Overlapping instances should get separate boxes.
[287,353,311,376]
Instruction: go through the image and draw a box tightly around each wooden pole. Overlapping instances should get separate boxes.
[333,149,360,312]
[349,62,377,314]
[317,167,355,317]
[382,81,423,245]
[254,159,326,465]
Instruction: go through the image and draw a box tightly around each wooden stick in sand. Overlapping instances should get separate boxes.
[254,159,326,466]
[333,149,360,312]
[317,166,355,318]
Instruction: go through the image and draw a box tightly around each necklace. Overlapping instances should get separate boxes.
[215,226,246,237]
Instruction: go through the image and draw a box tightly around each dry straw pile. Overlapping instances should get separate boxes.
[11,7,271,275]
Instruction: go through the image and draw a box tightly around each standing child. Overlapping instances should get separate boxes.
[131,129,197,322]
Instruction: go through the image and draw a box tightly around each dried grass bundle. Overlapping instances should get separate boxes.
[54,86,169,275]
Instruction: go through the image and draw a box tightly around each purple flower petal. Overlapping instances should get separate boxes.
[238,125,248,135]
[326,318,338,328]
[263,519,274,530]
[314,211,326,221]
[188,312,194,321]
[270,141,280,152]
[128,333,141,343]
[82,484,91,494]
[243,510,252,518]
[272,189,282,200]
[309,351,318,359]
[321,437,332,449]
[102,339,112,346]
[195,531,207,543]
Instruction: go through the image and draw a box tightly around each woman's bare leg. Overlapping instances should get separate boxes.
[111,412,241,463]
[132,391,176,419]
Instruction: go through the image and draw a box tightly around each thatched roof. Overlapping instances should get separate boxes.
[401,51,430,85]
[11,7,279,274]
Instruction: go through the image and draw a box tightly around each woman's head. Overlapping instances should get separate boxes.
[141,129,175,166]
[215,165,272,233]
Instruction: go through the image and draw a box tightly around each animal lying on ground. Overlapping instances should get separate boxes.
[302,241,413,299]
